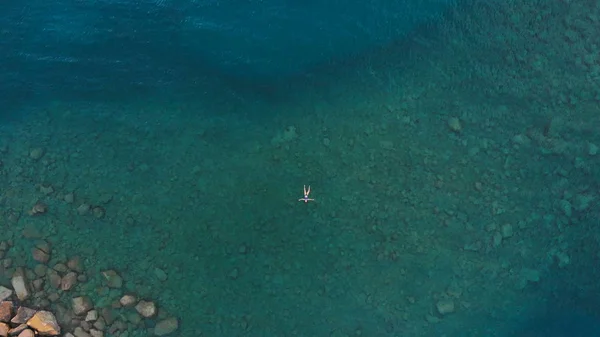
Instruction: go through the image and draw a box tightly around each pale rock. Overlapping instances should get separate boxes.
[89,329,103,337]
[436,299,455,315]
[85,310,98,322]
[119,295,137,307]
[92,318,105,331]
[135,300,156,318]
[447,117,462,133]
[0,286,13,301]
[72,296,93,316]
[79,321,91,331]
[11,274,30,301]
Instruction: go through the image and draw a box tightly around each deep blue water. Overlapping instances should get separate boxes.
[1,0,451,106]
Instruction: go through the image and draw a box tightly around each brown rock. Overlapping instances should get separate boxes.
[67,257,83,273]
[11,307,36,324]
[32,248,50,263]
[27,311,60,336]
[47,293,60,302]
[17,328,34,337]
[72,297,93,316]
[0,301,13,322]
[0,322,8,337]
[134,300,156,318]
[153,317,178,336]
[8,323,28,335]
[46,270,62,289]
[33,265,47,277]
[31,279,44,292]
[61,272,78,291]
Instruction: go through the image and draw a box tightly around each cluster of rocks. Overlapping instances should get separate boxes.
[0,296,60,336]
[0,241,179,336]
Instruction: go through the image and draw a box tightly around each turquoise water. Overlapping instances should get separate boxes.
[2,0,600,336]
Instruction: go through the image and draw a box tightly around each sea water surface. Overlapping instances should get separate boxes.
[1,0,600,336]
